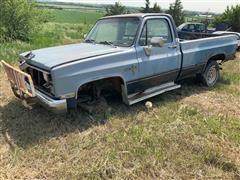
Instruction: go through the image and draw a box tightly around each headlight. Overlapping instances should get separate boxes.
[43,73,54,94]
[19,58,28,71]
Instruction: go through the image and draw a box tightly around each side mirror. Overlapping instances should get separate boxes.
[144,37,166,56]
[150,37,165,47]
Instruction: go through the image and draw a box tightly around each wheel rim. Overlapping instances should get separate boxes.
[207,66,217,84]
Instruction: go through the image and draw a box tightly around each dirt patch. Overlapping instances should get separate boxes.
[0,67,14,104]
[181,90,240,118]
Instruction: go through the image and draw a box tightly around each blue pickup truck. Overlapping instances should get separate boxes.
[178,22,215,33]
[177,22,217,40]
[2,13,238,113]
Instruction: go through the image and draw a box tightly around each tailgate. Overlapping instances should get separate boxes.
[1,60,36,97]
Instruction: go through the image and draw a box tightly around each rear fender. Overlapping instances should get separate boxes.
[202,53,226,73]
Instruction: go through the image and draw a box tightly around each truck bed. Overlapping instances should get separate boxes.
[179,35,237,78]
[178,31,221,40]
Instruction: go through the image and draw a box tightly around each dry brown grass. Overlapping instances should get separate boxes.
[0,53,239,179]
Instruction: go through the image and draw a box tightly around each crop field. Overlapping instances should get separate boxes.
[49,9,103,24]
[0,8,240,179]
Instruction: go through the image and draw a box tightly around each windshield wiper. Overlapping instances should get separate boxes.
[85,39,95,43]
[98,41,115,46]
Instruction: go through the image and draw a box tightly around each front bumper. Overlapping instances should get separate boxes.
[35,90,67,113]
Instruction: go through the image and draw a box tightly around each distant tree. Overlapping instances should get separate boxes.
[167,0,185,26]
[141,0,151,13]
[152,3,162,13]
[105,2,127,16]
[0,0,49,42]
[214,5,240,32]
[140,0,162,13]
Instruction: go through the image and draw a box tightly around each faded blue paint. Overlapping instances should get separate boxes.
[135,16,182,79]
[180,35,237,69]
[52,47,138,97]
[20,43,125,71]
[20,14,238,100]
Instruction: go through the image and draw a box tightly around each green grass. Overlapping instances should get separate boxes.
[0,10,103,63]
[0,23,91,64]
[0,9,102,64]
[49,9,103,24]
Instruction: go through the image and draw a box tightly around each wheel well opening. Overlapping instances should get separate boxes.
[77,77,124,102]
[209,54,225,62]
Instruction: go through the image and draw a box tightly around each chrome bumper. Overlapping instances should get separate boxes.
[35,90,67,113]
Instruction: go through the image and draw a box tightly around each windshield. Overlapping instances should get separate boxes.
[85,17,140,47]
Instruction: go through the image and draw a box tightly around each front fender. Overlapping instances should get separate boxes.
[51,48,138,99]
[74,75,127,99]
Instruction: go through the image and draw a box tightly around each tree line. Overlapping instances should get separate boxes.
[106,0,185,26]
[106,0,240,31]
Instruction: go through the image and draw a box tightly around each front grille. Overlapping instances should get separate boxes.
[26,67,53,95]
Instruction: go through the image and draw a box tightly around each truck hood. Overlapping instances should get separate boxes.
[20,43,125,71]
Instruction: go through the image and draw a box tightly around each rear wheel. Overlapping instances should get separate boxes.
[201,61,220,87]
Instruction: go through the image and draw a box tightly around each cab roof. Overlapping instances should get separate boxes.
[100,13,171,19]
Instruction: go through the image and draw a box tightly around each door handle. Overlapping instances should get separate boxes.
[168,45,178,49]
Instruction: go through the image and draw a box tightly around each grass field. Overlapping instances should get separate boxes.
[0,23,89,64]
[0,9,102,64]
[49,9,103,24]
[0,8,240,179]
[0,25,93,64]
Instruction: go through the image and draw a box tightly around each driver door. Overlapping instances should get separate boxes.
[133,17,181,92]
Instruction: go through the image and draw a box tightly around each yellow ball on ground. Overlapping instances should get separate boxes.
[145,101,153,109]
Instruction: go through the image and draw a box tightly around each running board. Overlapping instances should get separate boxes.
[127,82,181,105]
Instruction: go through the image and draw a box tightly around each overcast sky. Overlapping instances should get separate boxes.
[55,0,239,13]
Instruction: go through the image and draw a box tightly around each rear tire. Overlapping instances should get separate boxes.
[201,61,220,87]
